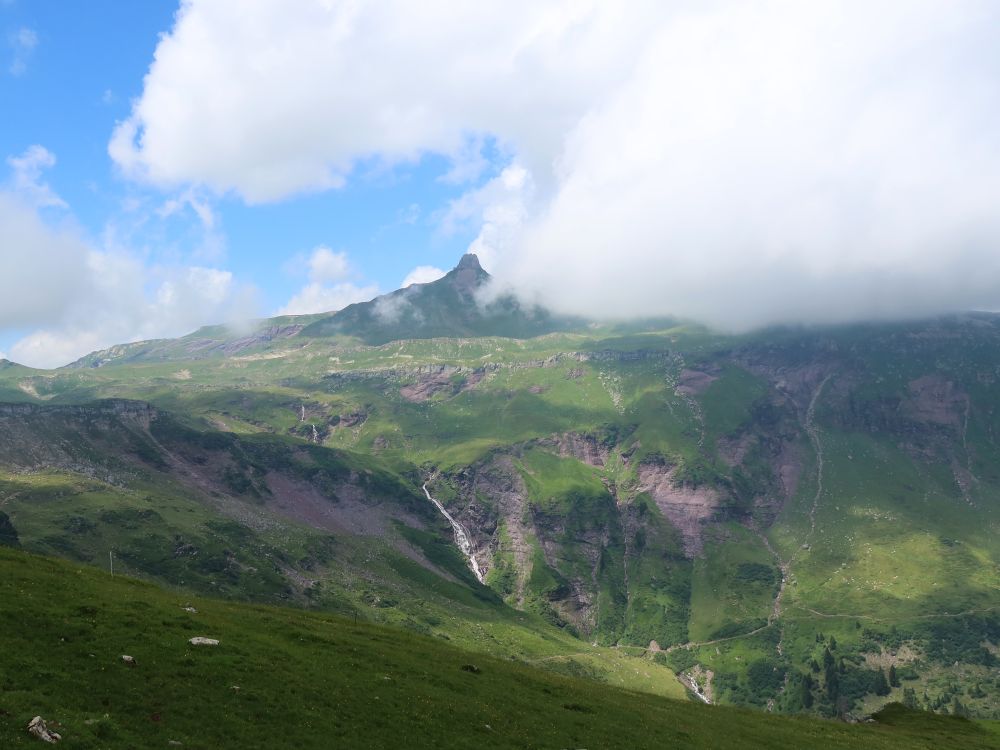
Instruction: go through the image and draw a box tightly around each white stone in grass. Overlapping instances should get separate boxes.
[188,637,220,646]
[27,716,61,743]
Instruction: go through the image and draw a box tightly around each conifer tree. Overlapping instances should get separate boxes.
[874,668,890,696]
[800,674,814,709]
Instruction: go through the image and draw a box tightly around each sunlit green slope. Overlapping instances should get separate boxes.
[1,270,998,720]
[2,546,998,749]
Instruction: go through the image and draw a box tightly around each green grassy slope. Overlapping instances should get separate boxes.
[2,314,998,719]
[0,401,687,701]
[2,546,998,749]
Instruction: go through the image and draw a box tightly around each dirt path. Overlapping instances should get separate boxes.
[790,604,1000,622]
[802,375,832,546]
[754,530,790,657]
[757,532,789,627]
[657,601,1000,659]
[663,621,775,654]
[422,482,484,584]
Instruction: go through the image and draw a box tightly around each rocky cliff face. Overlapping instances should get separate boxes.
[441,437,693,642]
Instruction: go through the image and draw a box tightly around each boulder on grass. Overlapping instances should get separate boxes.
[188,637,220,646]
[27,716,61,743]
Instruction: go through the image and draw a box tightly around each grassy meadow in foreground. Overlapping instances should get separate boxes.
[1,546,999,749]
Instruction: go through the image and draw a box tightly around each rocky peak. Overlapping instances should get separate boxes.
[447,253,490,296]
[455,253,485,272]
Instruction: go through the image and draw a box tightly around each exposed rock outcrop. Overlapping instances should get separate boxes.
[636,462,721,558]
[451,457,532,604]
[399,366,486,402]
[905,375,968,428]
[539,432,609,468]
[675,367,719,396]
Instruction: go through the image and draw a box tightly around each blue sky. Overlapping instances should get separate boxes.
[0,0,483,365]
[2,1,999,367]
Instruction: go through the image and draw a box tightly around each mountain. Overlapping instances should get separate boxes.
[67,254,585,369]
[300,253,586,343]
[66,315,323,369]
[1,263,999,725]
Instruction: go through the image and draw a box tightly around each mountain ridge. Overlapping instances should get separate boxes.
[0,269,998,722]
[299,252,586,343]
[62,253,586,370]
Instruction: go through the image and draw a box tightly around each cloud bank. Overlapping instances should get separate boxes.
[7,146,66,208]
[1,154,257,368]
[277,246,378,316]
[114,0,1000,328]
[401,266,446,289]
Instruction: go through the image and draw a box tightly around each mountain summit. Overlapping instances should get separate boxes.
[299,253,582,343]
[455,251,485,271]
[449,252,490,294]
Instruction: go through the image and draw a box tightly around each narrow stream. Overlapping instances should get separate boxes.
[422,483,484,584]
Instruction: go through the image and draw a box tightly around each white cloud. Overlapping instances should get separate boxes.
[277,246,377,315]
[109,1,643,202]
[439,135,491,185]
[460,166,532,273]
[0,193,86,327]
[401,265,445,288]
[0,190,257,369]
[397,203,420,225]
[7,254,258,369]
[7,145,66,208]
[277,281,378,316]
[499,1,1000,328]
[158,187,217,230]
[8,26,36,76]
[308,246,351,284]
[114,1,1000,327]
[373,291,418,324]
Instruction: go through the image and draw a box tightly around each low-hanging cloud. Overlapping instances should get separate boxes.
[1,166,258,368]
[7,146,67,209]
[9,258,258,369]
[114,0,1000,327]
[0,193,88,327]
[277,246,378,316]
[401,266,446,288]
